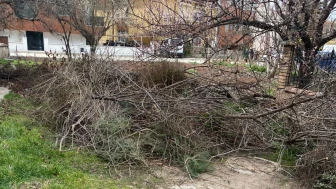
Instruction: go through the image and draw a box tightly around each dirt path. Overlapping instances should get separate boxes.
[154,156,300,189]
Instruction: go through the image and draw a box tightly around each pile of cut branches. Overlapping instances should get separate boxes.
[30,58,336,184]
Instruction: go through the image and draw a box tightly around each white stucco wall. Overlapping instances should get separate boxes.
[0,29,88,57]
[0,29,138,57]
[43,32,87,54]
[0,30,27,53]
[96,46,139,57]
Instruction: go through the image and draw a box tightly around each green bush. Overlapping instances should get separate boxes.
[186,68,198,75]
[248,64,267,73]
[183,41,192,57]
[314,173,336,189]
[184,152,213,177]
[0,58,11,65]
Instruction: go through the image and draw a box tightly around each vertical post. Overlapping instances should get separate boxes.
[278,42,294,89]
[22,37,28,51]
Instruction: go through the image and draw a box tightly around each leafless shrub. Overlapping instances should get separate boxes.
[140,62,187,88]
[296,144,336,189]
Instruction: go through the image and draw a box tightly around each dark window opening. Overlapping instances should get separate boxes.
[0,36,9,45]
[26,31,44,51]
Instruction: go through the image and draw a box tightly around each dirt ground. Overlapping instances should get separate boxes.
[153,156,300,189]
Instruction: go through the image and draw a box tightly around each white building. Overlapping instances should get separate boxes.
[0,29,88,57]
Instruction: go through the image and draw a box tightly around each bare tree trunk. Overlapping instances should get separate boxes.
[90,46,96,55]
[267,62,278,79]
[298,49,315,88]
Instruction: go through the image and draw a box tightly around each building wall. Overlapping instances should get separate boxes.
[100,0,218,47]
[43,32,87,54]
[217,0,253,49]
[0,29,88,56]
[252,1,282,54]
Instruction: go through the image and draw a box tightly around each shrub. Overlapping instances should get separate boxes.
[183,41,192,57]
[314,173,336,189]
[296,145,336,188]
[140,62,187,88]
[184,152,213,177]
[248,64,267,72]
[186,68,198,75]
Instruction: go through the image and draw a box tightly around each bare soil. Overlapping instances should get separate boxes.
[153,156,300,189]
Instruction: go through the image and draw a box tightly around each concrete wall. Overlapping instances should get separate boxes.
[96,46,139,57]
[43,32,87,54]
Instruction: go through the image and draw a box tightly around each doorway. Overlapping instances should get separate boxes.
[0,36,8,45]
[26,31,44,51]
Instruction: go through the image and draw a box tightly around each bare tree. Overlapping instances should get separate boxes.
[129,0,336,88]
[39,0,75,59]
[216,0,336,88]
[60,0,126,55]
[0,3,13,31]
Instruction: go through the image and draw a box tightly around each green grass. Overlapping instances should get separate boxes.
[0,93,130,189]
[259,144,302,167]
[224,101,246,113]
[0,58,40,67]
[247,64,267,73]
[186,68,198,75]
[3,91,21,101]
[0,59,11,65]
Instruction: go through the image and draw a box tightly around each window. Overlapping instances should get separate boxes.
[0,36,8,45]
[26,31,44,51]
[171,38,183,46]
[115,8,129,20]
[85,7,104,26]
[118,31,127,43]
[86,16,105,26]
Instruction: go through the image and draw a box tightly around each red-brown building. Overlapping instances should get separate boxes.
[217,0,253,50]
